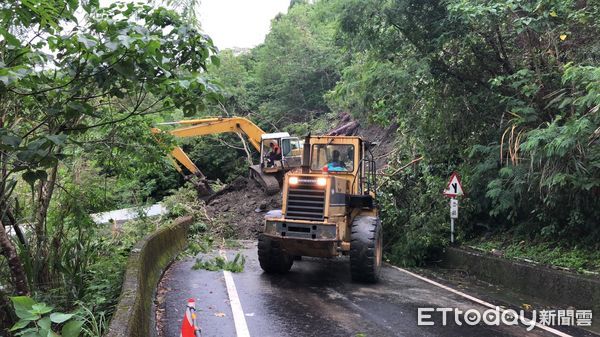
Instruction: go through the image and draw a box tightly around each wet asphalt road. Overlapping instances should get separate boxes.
[156,241,576,337]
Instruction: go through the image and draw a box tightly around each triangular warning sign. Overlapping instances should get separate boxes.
[443,172,464,197]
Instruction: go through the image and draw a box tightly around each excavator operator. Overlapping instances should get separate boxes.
[267,141,282,167]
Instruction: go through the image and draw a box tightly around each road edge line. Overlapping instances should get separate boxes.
[387,264,573,337]
[220,249,251,337]
[223,270,251,337]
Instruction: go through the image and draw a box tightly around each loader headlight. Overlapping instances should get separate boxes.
[289,176,299,185]
[317,177,327,186]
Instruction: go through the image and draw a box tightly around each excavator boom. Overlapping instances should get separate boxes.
[160,117,265,151]
[152,117,302,196]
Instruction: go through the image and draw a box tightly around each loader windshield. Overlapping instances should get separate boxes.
[311,144,354,172]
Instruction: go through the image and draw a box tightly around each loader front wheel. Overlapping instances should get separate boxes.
[258,234,293,274]
[350,216,383,283]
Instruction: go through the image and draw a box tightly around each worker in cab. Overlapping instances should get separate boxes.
[267,141,282,167]
[326,150,347,172]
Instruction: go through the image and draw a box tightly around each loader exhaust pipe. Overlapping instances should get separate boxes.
[302,134,311,174]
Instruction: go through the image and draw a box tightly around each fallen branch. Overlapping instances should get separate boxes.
[327,121,360,136]
[378,156,424,176]
[202,207,213,226]
[377,156,424,189]
[218,104,253,165]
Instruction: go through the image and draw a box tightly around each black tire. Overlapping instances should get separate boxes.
[350,216,383,283]
[258,234,293,274]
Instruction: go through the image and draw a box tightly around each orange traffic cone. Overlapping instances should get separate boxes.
[181,298,202,337]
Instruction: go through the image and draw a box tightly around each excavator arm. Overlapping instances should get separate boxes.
[152,117,271,196]
[161,117,265,151]
[151,117,267,175]
[152,116,298,196]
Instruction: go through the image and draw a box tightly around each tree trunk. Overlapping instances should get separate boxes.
[0,290,15,334]
[33,163,59,286]
[0,220,29,295]
[236,132,253,166]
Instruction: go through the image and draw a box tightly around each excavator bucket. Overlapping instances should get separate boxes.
[190,176,213,199]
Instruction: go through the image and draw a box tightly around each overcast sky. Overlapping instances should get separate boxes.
[199,0,289,50]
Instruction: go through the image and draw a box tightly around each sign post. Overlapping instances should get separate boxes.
[450,198,458,243]
[443,172,464,244]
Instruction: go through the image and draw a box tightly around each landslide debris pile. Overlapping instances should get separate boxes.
[204,113,397,239]
[205,176,282,239]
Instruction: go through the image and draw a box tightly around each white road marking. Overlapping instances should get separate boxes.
[388,264,573,337]
[220,250,251,337]
[223,270,251,337]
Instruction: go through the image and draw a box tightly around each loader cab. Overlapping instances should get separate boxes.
[304,136,376,196]
[260,135,382,282]
[260,133,302,172]
[280,135,377,224]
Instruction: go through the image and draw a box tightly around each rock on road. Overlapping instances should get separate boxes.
[156,241,587,337]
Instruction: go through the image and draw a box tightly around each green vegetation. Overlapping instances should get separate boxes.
[333,0,600,266]
[5,215,175,335]
[1,0,598,333]
[202,1,345,128]
[467,238,600,273]
[163,183,241,247]
[8,296,82,337]
[162,184,247,273]
[0,0,220,333]
[202,0,599,267]
[192,253,246,273]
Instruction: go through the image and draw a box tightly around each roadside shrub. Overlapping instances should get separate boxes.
[379,163,450,266]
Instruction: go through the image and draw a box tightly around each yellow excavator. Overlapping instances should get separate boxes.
[151,117,302,196]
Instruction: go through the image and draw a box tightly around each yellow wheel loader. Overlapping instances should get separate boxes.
[151,117,302,196]
[258,135,383,283]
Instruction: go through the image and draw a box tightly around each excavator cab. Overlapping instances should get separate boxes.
[248,133,302,195]
[259,134,302,173]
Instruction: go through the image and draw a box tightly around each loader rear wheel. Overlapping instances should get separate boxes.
[258,234,293,274]
[350,216,383,283]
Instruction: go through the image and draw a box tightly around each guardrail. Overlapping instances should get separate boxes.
[442,247,600,332]
[105,216,193,337]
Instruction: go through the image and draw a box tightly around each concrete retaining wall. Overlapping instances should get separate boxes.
[442,247,600,330]
[105,216,193,337]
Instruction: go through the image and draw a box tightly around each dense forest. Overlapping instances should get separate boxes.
[1,0,598,335]
[203,0,600,264]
